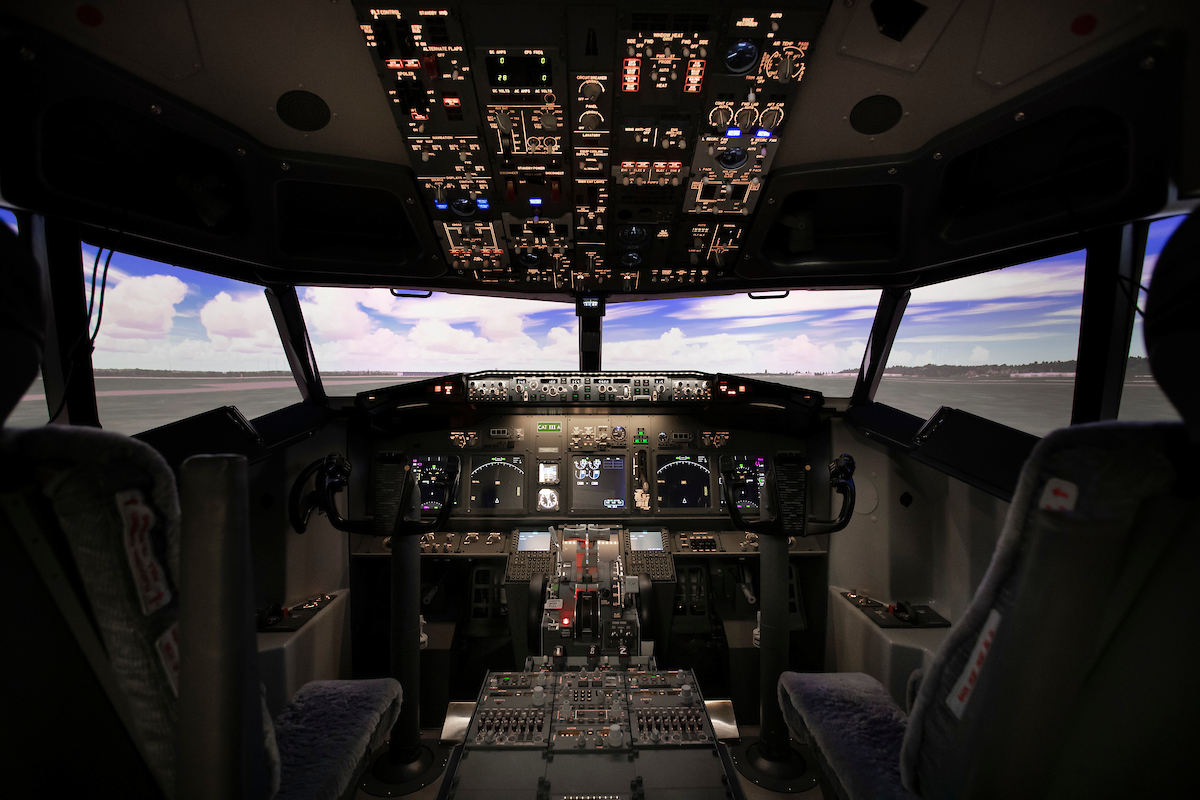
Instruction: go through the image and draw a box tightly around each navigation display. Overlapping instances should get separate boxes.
[720,455,769,510]
[571,455,627,511]
[629,529,665,551]
[411,456,456,512]
[517,529,553,551]
[469,455,525,511]
[656,454,711,508]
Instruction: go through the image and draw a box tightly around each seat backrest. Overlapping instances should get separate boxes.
[0,221,276,800]
[900,212,1200,799]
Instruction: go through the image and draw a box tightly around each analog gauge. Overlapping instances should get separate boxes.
[537,488,560,512]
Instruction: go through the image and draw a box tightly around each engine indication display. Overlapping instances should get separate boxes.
[656,454,711,508]
[411,456,456,512]
[719,455,768,510]
[469,455,526,511]
[571,454,627,511]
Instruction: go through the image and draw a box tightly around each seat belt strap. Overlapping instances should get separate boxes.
[0,488,153,768]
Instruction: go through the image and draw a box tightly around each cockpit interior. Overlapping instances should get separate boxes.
[2,2,1199,799]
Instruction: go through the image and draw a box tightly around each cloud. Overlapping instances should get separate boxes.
[665,290,881,321]
[888,349,935,367]
[907,259,1085,306]
[95,274,188,339]
[967,346,990,364]
[895,333,1050,343]
[200,291,281,354]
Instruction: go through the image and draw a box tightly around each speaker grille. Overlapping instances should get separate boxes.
[276,90,331,132]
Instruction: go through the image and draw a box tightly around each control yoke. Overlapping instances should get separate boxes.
[289,453,460,537]
[718,451,856,537]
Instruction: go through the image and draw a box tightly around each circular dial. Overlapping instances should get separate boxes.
[723,40,760,75]
[709,106,734,128]
[620,251,644,267]
[579,110,603,130]
[734,106,759,129]
[450,197,477,217]
[618,225,649,246]
[537,488,560,512]
[759,107,784,131]
[611,426,627,443]
[580,80,603,99]
[716,147,749,170]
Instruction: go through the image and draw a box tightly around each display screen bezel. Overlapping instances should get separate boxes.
[569,453,629,513]
[654,452,714,512]
[467,454,527,514]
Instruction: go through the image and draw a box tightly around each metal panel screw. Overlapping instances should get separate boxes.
[18,47,34,61]
[1014,111,1025,121]
[407,197,414,204]
[888,167,897,175]
[1140,56,1156,70]
[280,162,290,170]
[933,152,942,160]
[236,147,246,156]
[150,105,162,115]
[767,198,775,204]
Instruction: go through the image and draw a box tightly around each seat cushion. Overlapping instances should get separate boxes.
[274,677,403,800]
[779,672,908,800]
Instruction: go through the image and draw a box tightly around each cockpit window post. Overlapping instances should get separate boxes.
[265,285,328,406]
[851,287,911,407]
[29,214,100,427]
[1070,221,1150,425]
[576,294,606,372]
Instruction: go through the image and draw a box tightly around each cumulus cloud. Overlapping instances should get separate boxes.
[200,291,280,354]
[967,346,990,364]
[97,274,188,339]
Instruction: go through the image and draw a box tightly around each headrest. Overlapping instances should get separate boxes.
[0,221,46,425]
[1144,212,1200,442]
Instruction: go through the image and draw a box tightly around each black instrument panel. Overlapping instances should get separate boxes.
[375,413,786,519]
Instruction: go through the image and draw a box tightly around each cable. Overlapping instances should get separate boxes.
[90,247,114,343]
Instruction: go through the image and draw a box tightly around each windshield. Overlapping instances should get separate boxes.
[299,288,575,375]
[300,288,880,395]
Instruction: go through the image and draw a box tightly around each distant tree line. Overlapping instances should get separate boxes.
[829,356,1152,379]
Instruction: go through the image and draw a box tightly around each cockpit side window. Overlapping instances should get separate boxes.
[295,288,574,382]
[873,251,1087,437]
[82,247,301,434]
[1118,215,1185,422]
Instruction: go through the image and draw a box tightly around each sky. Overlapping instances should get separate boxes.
[0,208,1185,374]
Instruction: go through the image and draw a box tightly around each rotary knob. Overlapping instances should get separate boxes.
[580,110,603,131]
[759,106,784,131]
[496,110,514,132]
[539,112,558,131]
[709,106,733,128]
[734,106,759,129]
[580,80,603,100]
